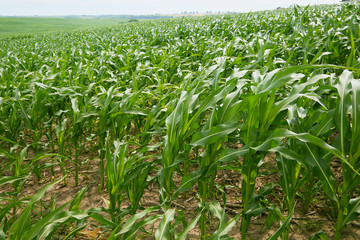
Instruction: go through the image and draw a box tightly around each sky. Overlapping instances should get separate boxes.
[1,0,340,16]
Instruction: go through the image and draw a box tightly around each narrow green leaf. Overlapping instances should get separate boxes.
[0,228,4,240]
[63,223,88,240]
[0,135,18,145]
[118,207,158,235]
[155,209,175,240]
[343,197,360,225]
[119,215,160,240]
[309,231,328,240]
[209,201,223,220]
[37,211,88,239]
[211,214,241,239]
[89,213,117,228]
[351,80,360,161]
[9,178,64,240]
[23,204,69,240]
[334,70,352,155]
[0,175,28,187]
[176,212,202,240]
[267,204,295,240]
[173,168,206,197]
[110,108,149,118]
[254,129,360,179]
[217,147,249,164]
[69,186,88,211]
[190,124,238,146]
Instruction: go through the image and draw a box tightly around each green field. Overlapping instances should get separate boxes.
[1,3,360,240]
[0,17,130,36]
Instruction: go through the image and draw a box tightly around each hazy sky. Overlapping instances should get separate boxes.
[1,0,340,16]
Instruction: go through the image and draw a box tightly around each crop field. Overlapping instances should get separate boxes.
[1,3,360,240]
[0,17,130,37]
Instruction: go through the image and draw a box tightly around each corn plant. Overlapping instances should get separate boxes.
[69,97,83,186]
[332,70,360,239]
[254,71,360,239]
[14,86,49,179]
[7,178,88,240]
[1,3,360,239]
[104,138,129,222]
[54,118,69,184]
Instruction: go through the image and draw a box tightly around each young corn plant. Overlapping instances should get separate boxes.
[158,71,233,237]
[0,102,22,146]
[159,90,194,211]
[236,67,330,238]
[103,133,155,218]
[332,70,360,239]
[69,97,83,187]
[54,118,69,185]
[92,86,117,189]
[254,71,360,238]
[87,135,159,239]
[188,76,247,237]
[7,178,88,240]
[14,86,49,180]
[104,138,129,222]
[1,3,360,239]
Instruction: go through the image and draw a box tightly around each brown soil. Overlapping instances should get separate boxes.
[1,150,360,240]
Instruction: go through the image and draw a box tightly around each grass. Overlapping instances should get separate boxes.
[0,17,130,37]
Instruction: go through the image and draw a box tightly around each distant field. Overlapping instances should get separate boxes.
[0,17,130,36]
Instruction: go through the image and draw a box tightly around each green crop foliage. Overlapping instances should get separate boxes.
[1,2,360,239]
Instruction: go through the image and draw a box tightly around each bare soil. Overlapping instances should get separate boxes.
[1,151,360,239]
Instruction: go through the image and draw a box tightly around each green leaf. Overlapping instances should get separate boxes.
[303,143,338,202]
[334,70,352,155]
[351,79,360,161]
[255,67,304,94]
[176,212,202,240]
[9,178,64,240]
[89,212,117,228]
[211,214,241,240]
[110,108,149,118]
[267,204,295,240]
[0,135,18,145]
[63,223,88,240]
[208,201,241,240]
[119,215,160,240]
[25,209,87,240]
[155,209,175,240]
[69,185,88,211]
[41,212,87,238]
[310,109,335,136]
[173,168,207,197]
[309,231,328,240]
[209,201,223,220]
[346,25,356,67]
[0,175,28,187]
[255,129,360,179]
[205,146,249,178]
[118,207,159,235]
[190,124,238,146]
[343,197,360,225]
[217,146,249,164]
[0,228,4,240]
